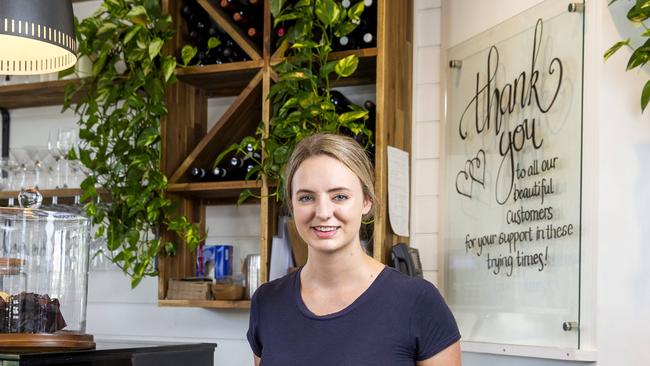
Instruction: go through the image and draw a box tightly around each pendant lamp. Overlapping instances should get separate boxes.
[0,0,77,75]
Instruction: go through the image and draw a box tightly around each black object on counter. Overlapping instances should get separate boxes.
[0,342,217,366]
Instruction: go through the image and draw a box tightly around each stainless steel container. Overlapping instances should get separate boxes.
[244,254,260,300]
[0,189,93,349]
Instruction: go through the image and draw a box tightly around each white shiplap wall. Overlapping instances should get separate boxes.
[410,0,442,287]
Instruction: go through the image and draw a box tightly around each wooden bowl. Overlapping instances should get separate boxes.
[211,283,245,301]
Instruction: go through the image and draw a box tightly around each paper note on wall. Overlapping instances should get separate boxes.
[387,146,410,237]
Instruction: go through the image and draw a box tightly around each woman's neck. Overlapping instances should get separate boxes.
[301,243,383,288]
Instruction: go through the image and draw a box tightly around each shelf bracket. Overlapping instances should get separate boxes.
[0,107,9,158]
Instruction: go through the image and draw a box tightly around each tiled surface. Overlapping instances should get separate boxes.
[413,195,438,234]
[416,46,441,84]
[415,83,440,121]
[412,0,442,287]
[414,121,441,159]
[416,0,441,10]
[411,233,439,271]
[415,8,441,47]
[414,159,439,196]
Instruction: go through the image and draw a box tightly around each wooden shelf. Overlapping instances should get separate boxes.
[167,180,262,199]
[175,60,264,97]
[0,188,85,200]
[0,79,81,109]
[158,299,251,309]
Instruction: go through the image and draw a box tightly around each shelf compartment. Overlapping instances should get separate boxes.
[330,48,378,87]
[169,70,263,183]
[0,79,82,109]
[167,180,262,199]
[196,0,262,61]
[175,60,263,97]
[159,299,251,309]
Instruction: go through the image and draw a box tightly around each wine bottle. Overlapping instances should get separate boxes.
[219,0,238,12]
[337,35,357,50]
[329,90,355,114]
[275,26,286,38]
[191,167,208,180]
[247,27,261,42]
[244,143,262,160]
[228,157,255,180]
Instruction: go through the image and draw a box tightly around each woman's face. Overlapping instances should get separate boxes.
[291,155,372,255]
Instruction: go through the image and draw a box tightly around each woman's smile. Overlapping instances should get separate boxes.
[311,225,340,239]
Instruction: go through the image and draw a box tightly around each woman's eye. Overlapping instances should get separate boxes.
[298,195,313,203]
[333,194,348,201]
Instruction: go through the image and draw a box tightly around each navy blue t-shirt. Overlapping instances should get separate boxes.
[247,267,460,365]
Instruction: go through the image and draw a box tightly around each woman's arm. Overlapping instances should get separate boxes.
[254,355,260,366]
[416,341,461,366]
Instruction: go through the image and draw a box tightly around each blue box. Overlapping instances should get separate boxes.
[202,245,233,280]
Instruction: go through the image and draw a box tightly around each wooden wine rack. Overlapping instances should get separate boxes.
[0,0,413,310]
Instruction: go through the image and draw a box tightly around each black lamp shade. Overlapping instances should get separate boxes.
[0,0,77,75]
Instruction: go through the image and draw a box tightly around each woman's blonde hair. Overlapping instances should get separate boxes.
[284,133,377,220]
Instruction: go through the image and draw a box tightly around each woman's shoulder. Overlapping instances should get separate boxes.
[252,269,300,303]
[381,267,440,296]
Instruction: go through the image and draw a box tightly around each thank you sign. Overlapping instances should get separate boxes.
[444,0,583,348]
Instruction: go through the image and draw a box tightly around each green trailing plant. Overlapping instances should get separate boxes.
[605,0,650,111]
[62,0,200,288]
[217,0,373,203]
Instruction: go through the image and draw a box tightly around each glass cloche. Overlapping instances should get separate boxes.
[0,188,94,349]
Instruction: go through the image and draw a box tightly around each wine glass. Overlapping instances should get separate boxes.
[56,128,79,188]
[9,148,32,190]
[48,128,64,188]
[23,146,50,189]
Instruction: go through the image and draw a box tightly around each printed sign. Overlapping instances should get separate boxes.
[444,0,583,348]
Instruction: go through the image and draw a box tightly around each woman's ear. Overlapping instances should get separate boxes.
[362,197,372,216]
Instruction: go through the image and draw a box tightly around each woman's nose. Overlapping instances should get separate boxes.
[314,199,333,219]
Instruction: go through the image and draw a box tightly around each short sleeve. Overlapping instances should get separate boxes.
[410,282,461,361]
[246,290,262,357]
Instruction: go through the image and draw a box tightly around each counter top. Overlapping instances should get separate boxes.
[0,341,217,366]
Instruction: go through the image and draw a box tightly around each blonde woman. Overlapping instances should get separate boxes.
[247,133,461,365]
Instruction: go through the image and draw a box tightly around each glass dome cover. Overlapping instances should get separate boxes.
[0,188,94,349]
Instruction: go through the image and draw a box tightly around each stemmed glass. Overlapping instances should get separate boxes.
[9,148,31,190]
[22,146,50,189]
[48,128,64,189]
[56,128,79,188]
[0,156,16,191]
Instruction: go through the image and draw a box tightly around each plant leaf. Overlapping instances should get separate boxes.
[348,1,365,22]
[334,54,359,77]
[149,38,164,60]
[207,37,221,49]
[641,79,650,111]
[338,110,368,124]
[181,45,197,66]
[97,22,117,35]
[315,0,341,26]
[124,24,143,44]
[270,0,285,18]
[604,39,630,60]
[162,57,176,82]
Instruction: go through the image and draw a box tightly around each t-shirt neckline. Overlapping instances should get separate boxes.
[293,266,389,320]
